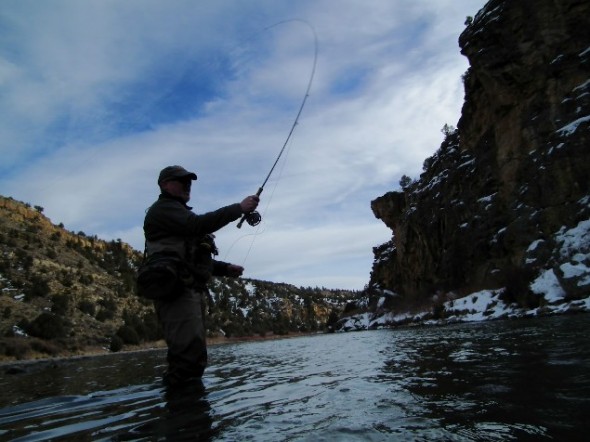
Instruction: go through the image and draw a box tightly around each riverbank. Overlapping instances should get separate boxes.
[0,331,323,370]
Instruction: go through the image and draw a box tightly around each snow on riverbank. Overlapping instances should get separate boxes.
[338,219,590,331]
[337,289,590,332]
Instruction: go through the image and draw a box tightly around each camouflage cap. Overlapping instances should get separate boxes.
[157,165,198,184]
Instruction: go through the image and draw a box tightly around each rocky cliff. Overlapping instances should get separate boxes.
[368,0,590,313]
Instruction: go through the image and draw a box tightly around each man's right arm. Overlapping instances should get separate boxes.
[147,199,242,237]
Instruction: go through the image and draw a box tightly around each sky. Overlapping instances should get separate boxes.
[0,0,487,290]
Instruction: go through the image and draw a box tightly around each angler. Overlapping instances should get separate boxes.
[138,165,259,387]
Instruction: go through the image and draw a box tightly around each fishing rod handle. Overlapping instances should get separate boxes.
[236,215,248,229]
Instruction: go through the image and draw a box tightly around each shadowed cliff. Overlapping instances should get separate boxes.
[368,0,590,315]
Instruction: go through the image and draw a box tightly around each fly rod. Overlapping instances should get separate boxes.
[237,20,318,228]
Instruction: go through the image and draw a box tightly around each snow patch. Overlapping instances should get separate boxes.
[556,220,590,258]
[531,269,566,303]
[556,115,590,136]
[12,325,28,337]
[244,282,256,297]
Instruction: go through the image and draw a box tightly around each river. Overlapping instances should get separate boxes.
[0,314,588,441]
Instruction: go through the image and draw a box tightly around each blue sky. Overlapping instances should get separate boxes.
[0,0,486,290]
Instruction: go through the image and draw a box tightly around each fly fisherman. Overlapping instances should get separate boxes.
[143,165,259,387]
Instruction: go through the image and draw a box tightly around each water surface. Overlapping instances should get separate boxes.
[1,315,588,440]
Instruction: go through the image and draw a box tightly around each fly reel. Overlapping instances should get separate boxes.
[245,210,262,226]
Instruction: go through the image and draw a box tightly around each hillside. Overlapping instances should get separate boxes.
[347,0,590,328]
[0,195,356,361]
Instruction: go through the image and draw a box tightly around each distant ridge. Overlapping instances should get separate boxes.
[0,195,356,361]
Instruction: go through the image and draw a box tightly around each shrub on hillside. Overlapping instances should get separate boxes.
[24,275,50,300]
[99,297,117,313]
[110,335,124,352]
[0,337,31,360]
[141,311,162,341]
[51,293,70,315]
[78,299,96,316]
[29,338,61,356]
[116,325,140,345]
[25,312,68,340]
[500,266,540,309]
[326,309,340,331]
[96,308,115,322]
[78,273,94,285]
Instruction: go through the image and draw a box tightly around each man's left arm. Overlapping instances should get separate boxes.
[212,260,244,278]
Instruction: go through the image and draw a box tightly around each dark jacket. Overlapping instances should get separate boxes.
[143,192,243,283]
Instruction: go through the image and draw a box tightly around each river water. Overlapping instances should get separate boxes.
[0,314,588,441]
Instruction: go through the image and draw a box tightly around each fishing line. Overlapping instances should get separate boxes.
[238,127,298,266]
[223,126,294,263]
[222,226,266,261]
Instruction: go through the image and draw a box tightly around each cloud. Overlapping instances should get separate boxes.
[0,0,485,289]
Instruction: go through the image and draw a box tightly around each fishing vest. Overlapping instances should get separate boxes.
[144,233,218,288]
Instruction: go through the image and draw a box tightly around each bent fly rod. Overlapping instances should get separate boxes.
[237,20,318,228]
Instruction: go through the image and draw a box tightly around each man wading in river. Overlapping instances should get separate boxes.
[141,165,259,387]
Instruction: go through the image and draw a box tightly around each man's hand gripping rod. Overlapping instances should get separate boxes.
[237,187,263,228]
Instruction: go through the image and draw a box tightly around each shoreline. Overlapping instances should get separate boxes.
[0,332,323,369]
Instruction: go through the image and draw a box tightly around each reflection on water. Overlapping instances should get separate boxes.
[0,315,588,441]
[119,381,214,441]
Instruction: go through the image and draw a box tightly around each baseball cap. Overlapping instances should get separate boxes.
[157,165,198,184]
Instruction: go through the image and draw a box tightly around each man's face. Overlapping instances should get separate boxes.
[161,178,192,202]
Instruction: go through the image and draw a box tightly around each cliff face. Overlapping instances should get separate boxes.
[370,0,590,306]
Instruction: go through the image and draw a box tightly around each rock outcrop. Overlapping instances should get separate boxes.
[369,0,590,309]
